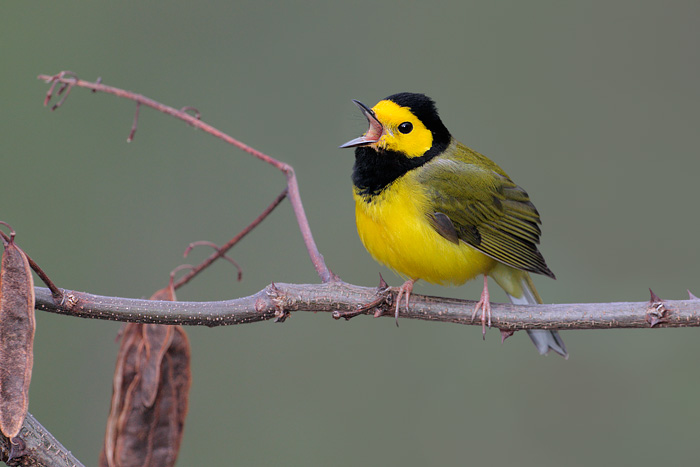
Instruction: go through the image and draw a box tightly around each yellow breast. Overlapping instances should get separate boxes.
[354,176,496,285]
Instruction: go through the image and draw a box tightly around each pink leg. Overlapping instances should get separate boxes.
[394,279,415,327]
[471,275,491,338]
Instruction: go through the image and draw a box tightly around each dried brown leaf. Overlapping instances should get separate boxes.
[100,284,191,467]
[100,324,141,467]
[148,328,190,466]
[0,240,36,439]
[139,325,173,407]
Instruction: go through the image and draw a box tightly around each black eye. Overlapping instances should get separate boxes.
[398,122,413,134]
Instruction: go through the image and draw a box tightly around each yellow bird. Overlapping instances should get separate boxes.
[341,92,567,357]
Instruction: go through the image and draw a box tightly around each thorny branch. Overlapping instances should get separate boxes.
[0,412,84,467]
[33,283,700,330]
[38,71,334,283]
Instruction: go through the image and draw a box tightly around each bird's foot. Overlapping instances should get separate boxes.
[471,275,491,339]
[393,279,416,327]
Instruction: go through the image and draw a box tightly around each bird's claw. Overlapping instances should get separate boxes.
[394,279,415,327]
[471,275,492,339]
[471,299,492,339]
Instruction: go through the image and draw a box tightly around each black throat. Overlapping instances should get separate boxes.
[352,141,447,199]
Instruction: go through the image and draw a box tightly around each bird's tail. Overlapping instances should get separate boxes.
[492,266,568,358]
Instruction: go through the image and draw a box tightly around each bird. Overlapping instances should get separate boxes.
[340,92,567,358]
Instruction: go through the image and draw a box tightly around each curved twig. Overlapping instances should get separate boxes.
[183,241,243,281]
[173,188,288,289]
[38,72,333,283]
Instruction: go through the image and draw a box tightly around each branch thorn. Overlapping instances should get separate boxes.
[646,288,671,327]
[500,329,515,343]
[378,272,388,289]
[649,288,662,304]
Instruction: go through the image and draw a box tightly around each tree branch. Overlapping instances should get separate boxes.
[38,72,333,283]
[0,412,84,467]
[33,283,700,330]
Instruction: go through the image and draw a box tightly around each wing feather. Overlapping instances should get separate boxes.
[417,147,555,278]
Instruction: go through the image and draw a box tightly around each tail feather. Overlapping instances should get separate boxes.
[526,329,568,358]
[505,274,568,359]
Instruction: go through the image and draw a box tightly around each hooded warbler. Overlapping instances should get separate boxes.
[341,92,567,358]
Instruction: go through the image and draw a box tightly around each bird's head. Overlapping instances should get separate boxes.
[341,92,451,159]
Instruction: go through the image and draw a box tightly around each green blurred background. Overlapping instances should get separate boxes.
[2,1,699,465]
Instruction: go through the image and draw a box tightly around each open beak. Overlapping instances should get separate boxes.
[339,100,384,148]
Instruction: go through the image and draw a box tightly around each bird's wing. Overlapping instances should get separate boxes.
[416,156,554,278]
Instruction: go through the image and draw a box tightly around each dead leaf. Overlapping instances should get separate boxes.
[100,285,191,467]
[0,239,36,439]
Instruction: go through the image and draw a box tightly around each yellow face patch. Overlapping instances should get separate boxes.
[371,100,433,158]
